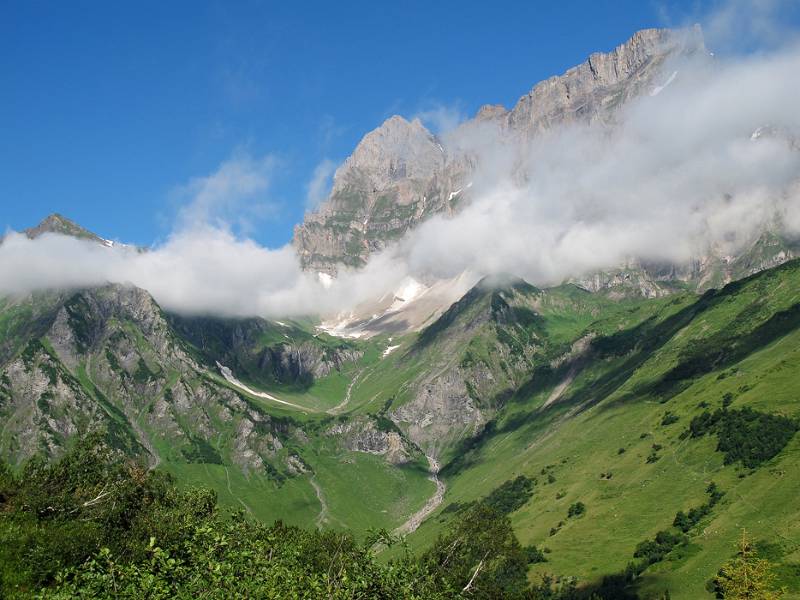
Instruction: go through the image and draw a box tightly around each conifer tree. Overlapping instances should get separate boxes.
[715,529,784,599]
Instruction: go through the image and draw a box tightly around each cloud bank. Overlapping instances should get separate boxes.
[399,45,800,284]
[2,17,800,318]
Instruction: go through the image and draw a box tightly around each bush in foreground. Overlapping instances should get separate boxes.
[0,436,559,599]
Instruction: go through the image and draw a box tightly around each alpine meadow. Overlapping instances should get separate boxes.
[2,2,800,598]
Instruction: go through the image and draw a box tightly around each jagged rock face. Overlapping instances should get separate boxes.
[389,281,546,457]
[333,115,445,193]
[168,315,362,386]
[506,27,704,136]
[294,115,471,273]
[0,346,110,465]
[0,285,306,479]
[571,231,800,298]
[258,342,362,381]
[326,416,411,465]
[391,367,486,458]
[293,28,703,275]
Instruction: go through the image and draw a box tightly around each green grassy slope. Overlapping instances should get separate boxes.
[403,260,800,599]
[2,260,799,596]
[0,290,435,539]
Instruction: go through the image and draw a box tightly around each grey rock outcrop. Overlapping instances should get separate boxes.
[294,115,470,273]
[169,315,362,386]
[507,27,705,136]
[258,342,362,381]
[0,284,308,478]
[293,27,705,275]
[326,416,411,464]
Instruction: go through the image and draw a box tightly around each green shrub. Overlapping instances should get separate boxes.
[661,412,679,426]
[688,408,798,468]
[1,435,551,599]
[524,545,547,564]
[567,502,586,518]
[483,475,535,515]
[633,530,686,565]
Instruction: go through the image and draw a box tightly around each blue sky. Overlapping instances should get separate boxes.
[2,0,798,248]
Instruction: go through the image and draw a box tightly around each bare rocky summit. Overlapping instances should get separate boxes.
[24,213,106,244]
[506,26,705,136]
[294,115,470,273]
[293,27,707,275]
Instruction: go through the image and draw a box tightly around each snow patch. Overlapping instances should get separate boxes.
[650,71,678,96]
[387,278,427,312]
[382,344,400,357]
[216,362,305,410]
[318,313,368,338]
[318,271,478,339]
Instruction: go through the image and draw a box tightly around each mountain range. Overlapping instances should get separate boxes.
[2,26,800,599]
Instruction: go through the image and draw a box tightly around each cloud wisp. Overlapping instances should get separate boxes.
[412,101,467,135]
[172,152,278,236]
[305,158,337,210]
[2,22,800,319]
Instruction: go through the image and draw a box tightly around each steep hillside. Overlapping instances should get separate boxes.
[1,253,798,598]
[401,259,800,599]
[0,285,435,535]
[343,277,688,461]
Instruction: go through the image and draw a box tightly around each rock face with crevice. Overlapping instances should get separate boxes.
[506,27,705,136]
[388,279,549,458]
[168,314,362,387]
[0,284,307,482]
[293,27,706,275]
[294,115,471,273]
[325,416,413,465]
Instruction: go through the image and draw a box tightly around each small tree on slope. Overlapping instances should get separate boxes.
[715,529,784,600]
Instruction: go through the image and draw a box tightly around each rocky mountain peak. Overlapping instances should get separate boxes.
[474,104,508,122]
[507,25,706,135]
[294,112,465,273]
[24,213,105,244]
[330,114,444,197]
[294,27,707,275]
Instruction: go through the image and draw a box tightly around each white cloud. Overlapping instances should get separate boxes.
[660,0,800,53]
[173,152,277,235]
[2,18,800,319]
[305,158,337,209]
[395,44,800,285]
[412,102,467,135]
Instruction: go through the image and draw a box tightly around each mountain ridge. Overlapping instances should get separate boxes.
[293,26,709,276]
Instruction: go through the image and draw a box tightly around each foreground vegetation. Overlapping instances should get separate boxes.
[0,436,787,598]
[0,436,587,599]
